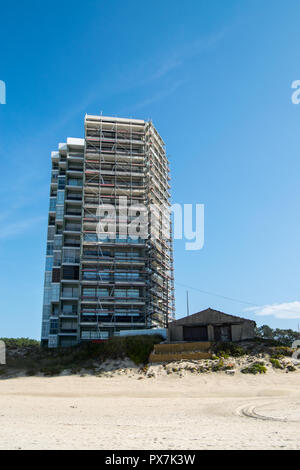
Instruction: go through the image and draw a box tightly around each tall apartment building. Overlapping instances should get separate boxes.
[41,115,175,348]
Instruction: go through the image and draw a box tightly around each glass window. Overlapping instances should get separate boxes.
[45,257,53,271]
[50,320,59,334]
[43,287,51,305]
[56,205,64,221]
[51,284,60,302]
[42,321,50,337]
[57,191,65,204]
[58,176,66,190]
[47,242,54,255]
[42,305,51,320]
[49,199,56,211]
[115,289,127,298]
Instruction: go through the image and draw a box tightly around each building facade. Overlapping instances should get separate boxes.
[168,308,256,343]
[41,115,175,348]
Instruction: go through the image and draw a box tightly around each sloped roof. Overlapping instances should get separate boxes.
[170,307,256,326]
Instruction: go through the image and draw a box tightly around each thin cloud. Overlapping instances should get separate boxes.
[128,80,185,113]
[247,301,300,320]
[149,56,182,81]
[0,216,45,240]
[145,29,227,84]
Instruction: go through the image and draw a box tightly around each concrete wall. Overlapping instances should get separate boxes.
[167,325,183,342]
[168,320,255,342]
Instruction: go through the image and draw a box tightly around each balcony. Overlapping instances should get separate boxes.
[65,195,82,202]
[67,179,83,187]
[63,257,80,264]
[64,224,81,233]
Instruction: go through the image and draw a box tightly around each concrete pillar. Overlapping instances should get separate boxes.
[207,324,214,341]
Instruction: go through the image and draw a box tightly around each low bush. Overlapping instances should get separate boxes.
[125,335,162,365]
[241,362,267,375]
[270,358,284,369]
[2,335,163,375]
[211,359,224,372]
[0,338,40,349]
[213,342,246,357]
[269,346,293,358]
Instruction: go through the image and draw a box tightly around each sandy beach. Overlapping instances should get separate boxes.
[0,371,300,450]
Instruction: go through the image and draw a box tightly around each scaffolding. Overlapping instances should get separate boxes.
[79,115,175,340]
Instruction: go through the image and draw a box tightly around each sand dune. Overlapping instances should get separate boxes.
[0,372,300,450]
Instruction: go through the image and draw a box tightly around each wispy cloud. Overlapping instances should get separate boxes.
[149,56,183,81]
[125,79,185,113]
[247,301,300,320]
[0,216,45,240]
[143,29,227,85]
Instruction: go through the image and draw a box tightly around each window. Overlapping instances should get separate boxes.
[84,233,98,242]
[62,287,79,298]
[115,289,140,298]
[50,320,59,335]
[48,335,58,348]
[47,242,53,256]
[49,199,56,211]
[56,205,64,221]
[44,272,52,287]
[58,176,66,190]
[42,305,50,320]
[52,305,59,315]
[61,321,77,330]
[43,287,51,306]
[64,236,80,247]
[62,304,77,314]
[63,248,80,263]
[82,288,109,297]
[42,321,50,338]
[57,191,65,204]
[52,269,61,283]
[48,226,55,240]
[115,289,126,298]
[62,265,79,280]
[53,252,61,267]
[54,236,62,250]
[45,257,53,271]
[83,272,97,280]
[51,284,60,302]
[68,178,82,187]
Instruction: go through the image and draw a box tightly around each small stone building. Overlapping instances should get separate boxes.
[168,308,256,343]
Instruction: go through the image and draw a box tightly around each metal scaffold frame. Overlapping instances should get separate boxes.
[78,115,175,341]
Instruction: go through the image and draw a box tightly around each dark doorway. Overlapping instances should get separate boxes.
[183,326,208,341]
[214,325,232,342]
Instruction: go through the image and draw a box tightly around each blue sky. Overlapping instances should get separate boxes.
[1,0,300,338]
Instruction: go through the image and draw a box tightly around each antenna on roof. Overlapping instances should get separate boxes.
[186,291,190,317]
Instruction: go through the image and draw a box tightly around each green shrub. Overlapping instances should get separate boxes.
[211,359,224,372]
[0,338,40,348]
[269,346,293,358]
[2,334,163,374]
[218,351,230,359]
[270,358,284,369]
[213,342,246,357]
[286,365,296,372]
[125,335,162,365]
[241,362,267,375]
